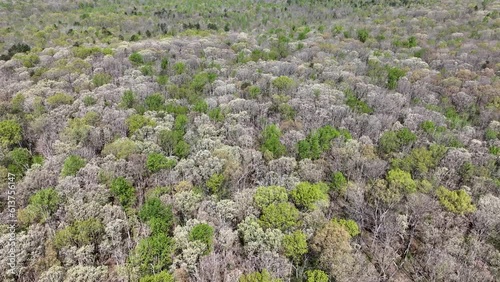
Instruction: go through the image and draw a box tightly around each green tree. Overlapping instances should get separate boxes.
[305,270,329,282]
[206,173,225,197]
[189,223,214,254]
[387,168,416,193]
[436,186,476,214]
[126,114,156,135]
[110,177,136,207]
[8,147,31,175]
[239,269,281,282]
[18,188,61,225]
[46,93,74,107]
[289,182,329,210]
[146,153,176,173]
[272,76,294,92]
[139,271,174,282]
[387,66,406,90]
[254,186,288,209]
[259,202,299,231]
[121,90,136,109]
[131,233,174,275]
[0,120,22,147]
[174,140,190,159]
[129,52,144,65]
[260,124,286,159]
[145,94,165,111]
[102,138,138,159]
[331,171,348,191]
[139,198,173,234]
[332,218,360,237]
[357,28,369,43]
[92,72,112,87]
[61,155,86,177]
[282,231,308,263]
[54,219,104,249]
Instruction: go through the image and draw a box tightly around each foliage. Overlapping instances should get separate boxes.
[332,218,360,237]
[206,173,225,197]
[272,76,295,92]
[46,93,74,107]
[139,271,174,282]
[387,66,406,90]
[102,138,138,159]
[239,269,281,282]
[387,168,417,194]
[436,186,476,214]
[145,93,165,111]
[126,114,156,135]
[131,233,174,276]
[110,177,136,207]
[139,198,173,234]
[282,231,308,263]
[121,90,137,109]
[54,219,104,249]
[18,188,61,225]
[305,270,329,282]
[260,124,286,159]
[146,153,176,173]
[0,120,22,148]
[7,147,31,175]
[331,171,348,192]
[189,223,214,254]
[254,186,288,210]
[289,182,329,210]
[61,155,86,177]
[345,89,374,114]
[259,202,299,231]
[129,52,144,65]
[92,72,112,87]
[379,127,416,154]
[298,125,351,160]
[357,28,369,43]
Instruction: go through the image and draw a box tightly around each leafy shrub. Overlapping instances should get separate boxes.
[73,46,102,59]
[331,171,348,191]
[208,107,225,122]
[92,73,112,87]
[379,127,416,154]
[249,85,261,99]
[121,90,136,109]
[0,43,30,61]
[387,66,406,90]
[420,120,436,134]
[282,231,308,263]
[345,89,373,114]
[0,120,22,148]
[129,52,144,65]
[193,100,208,113]
[46,93,74,107]
[141,64,154,76]
[272,76,295,92]
[298,125,351,160]
[173,140,190,159]
[110,177,136,207]
[126,114,156,135]
[131,233,174,275]
[239,269,281,282]
[173,62,186,74]
[139,271,174,282]
[206,173,225,197]
[7,147,31,175]
[387,168,417,194]
[260,124,286,159]
[289,182,329,210]
[357,28,369,43]
[61,155,86,177]
[145,93,165,111]
[189,223,214,254]
[259,202,299,231]
[146,153,176,173]
[436,186,476,214]
[82,95,97,106]
[332,218,360,237]
[254,186,288,209]
[139,198,173,234]
[18,188,61,225]
[305,270,329,282]
[54,219,104,249]
[102,138,138,159]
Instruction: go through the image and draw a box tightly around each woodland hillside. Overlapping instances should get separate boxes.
[0,0,499,281]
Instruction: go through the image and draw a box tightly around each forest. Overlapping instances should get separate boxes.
[0,0,499,281]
